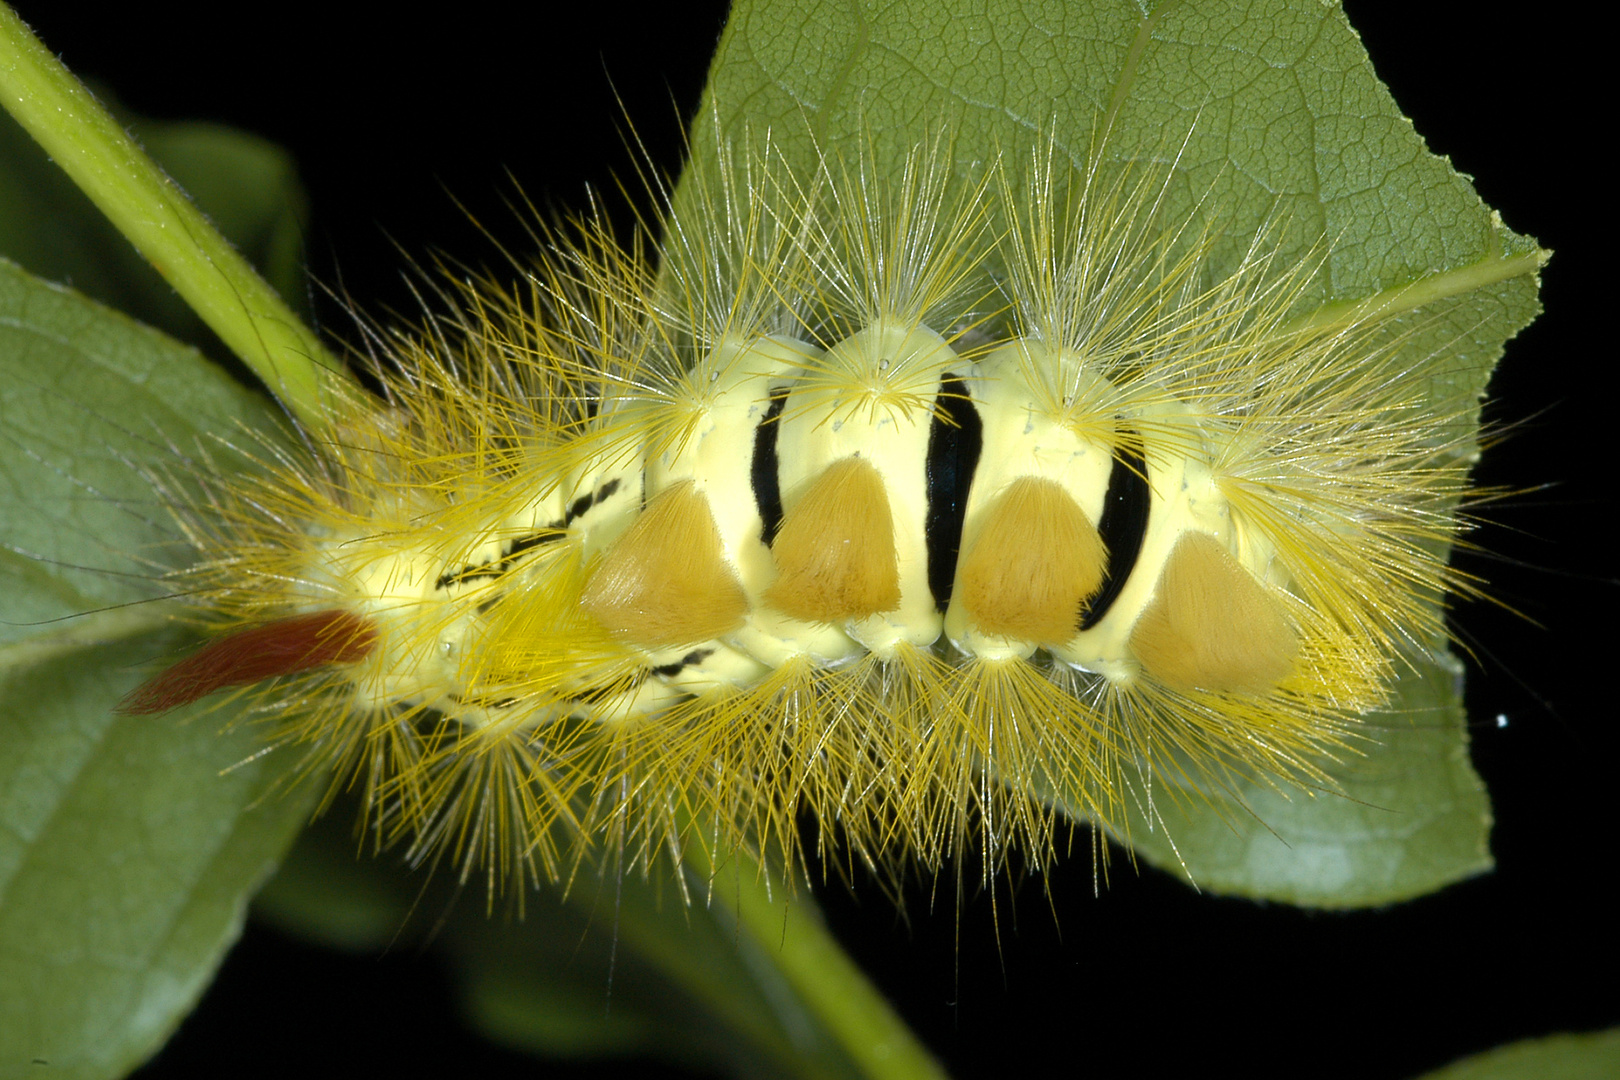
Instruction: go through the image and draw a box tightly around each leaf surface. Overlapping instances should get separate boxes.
[0,256,303,1079]
[0,636,312,1080]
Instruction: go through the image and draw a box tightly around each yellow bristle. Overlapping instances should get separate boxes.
[581,480,748,647]
[957,476,1107,644]
[764,456,902,623]
[1129,530,1300,695]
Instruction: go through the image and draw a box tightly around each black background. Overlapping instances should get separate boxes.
[10,3,1611,1079]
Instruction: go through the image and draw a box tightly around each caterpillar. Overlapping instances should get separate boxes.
[0,0,1546,918]
[111,115,1494,893]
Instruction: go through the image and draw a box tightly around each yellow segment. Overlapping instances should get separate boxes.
[1129,530,1297,694]
[959,476,1107,644]
[581,480,748,647]
[765,456,901,623]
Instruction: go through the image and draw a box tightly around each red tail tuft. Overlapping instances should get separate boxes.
[118,610,380,715]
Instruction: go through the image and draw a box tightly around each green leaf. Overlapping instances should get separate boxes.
[1414,1029,1620,1080]
[1098,650,1491,907]
[0,638,314,1080]
[0,259,309,1080]
[0,258,277,644]
[677,0,1543,906]
[0,90,310,359]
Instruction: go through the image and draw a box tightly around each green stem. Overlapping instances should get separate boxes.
[0,2,354,428]
[700,849,951,1080]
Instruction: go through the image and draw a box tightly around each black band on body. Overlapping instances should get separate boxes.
[752,392,788,546]
[436,477,622,590]
[647,648,715,679]
[1077,433,1150,631]
[923,374,983,610]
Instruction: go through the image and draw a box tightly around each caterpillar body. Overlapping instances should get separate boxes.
[123,131,1475,889]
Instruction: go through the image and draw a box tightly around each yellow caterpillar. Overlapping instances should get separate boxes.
[119,127,1484,892]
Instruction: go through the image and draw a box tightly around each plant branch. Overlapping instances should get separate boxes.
[698,845,951,1080]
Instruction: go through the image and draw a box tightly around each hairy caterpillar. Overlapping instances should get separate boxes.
[102,108,1504,897]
